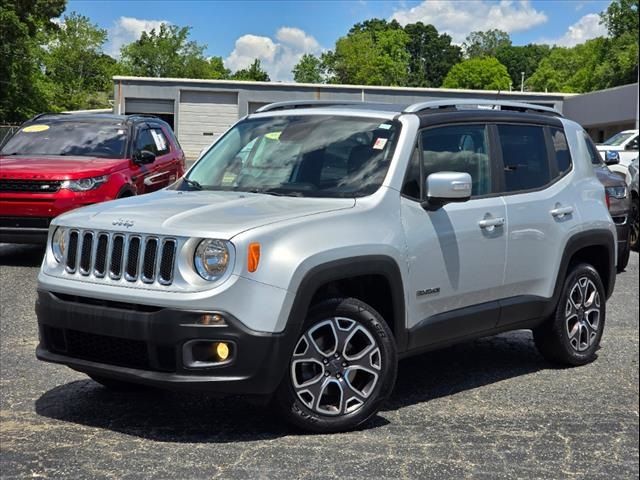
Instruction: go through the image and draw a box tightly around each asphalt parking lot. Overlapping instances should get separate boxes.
[0,243,638,479]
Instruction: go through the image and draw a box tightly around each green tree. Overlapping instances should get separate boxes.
[464,29,512,58]
[119,24,214,78]
[527,37,638,93]
[600,0,639,38]
[208,56,230,79]
[43,13,114,111]
[0,0,66,122]
[322,20,410,86]
[442,57,511,90]
[404,22,462,88]
[231,59,270,81]
[293,54,324,83]
[496,44,551,89]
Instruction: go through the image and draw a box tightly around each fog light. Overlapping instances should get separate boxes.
[213,342,230,361]
[183,340,234,367]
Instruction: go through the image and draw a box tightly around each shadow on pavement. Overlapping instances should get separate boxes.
[0,243,45,267]
[35,331,544,440]
[386,331,545,411]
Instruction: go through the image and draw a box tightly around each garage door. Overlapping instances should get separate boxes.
[178,91,238,159]
[125,98,175,115]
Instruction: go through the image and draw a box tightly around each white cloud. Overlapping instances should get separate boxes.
[391,0,548,43]
[224,27,321,81]
[107,17,170,57]
[539,13,607,47]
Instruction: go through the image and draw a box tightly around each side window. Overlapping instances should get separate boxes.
[498,124,549,192]
[550,127,572,174]
[401,145,421,200]
[584,134,604,165]
[420,124,491,197]
[135,129,157,155]
[151,128,170,155]
[628,135,639,151]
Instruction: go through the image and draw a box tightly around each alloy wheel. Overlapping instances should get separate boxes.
[290,317,382,416]
[565,277,601,352]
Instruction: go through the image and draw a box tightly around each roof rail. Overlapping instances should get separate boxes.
[255,100,364,113]
[404,99,562,117]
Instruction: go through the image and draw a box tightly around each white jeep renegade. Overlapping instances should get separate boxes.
[36,100,617,433]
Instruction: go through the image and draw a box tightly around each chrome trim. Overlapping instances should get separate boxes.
[158,238,177,285]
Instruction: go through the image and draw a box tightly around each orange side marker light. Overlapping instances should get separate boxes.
[248,242,261,272]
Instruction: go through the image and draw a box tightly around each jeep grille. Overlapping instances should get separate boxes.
[64,230,177,286]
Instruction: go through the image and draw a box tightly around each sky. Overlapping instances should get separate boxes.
[64,0,614,81]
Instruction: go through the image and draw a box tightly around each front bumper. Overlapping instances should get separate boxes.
[0,216,50,243]
[612,214,630,251]
[35,290,299,395]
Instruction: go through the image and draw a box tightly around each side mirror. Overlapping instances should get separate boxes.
[604,150,620,165]
[422,171,472,210]
[134,149,156,165]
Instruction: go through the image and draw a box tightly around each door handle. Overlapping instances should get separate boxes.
[478,217,505,229]
[550,206,574,218]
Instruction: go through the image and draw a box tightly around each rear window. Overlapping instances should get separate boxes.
[498,124,550,192]
[0,121,128,158]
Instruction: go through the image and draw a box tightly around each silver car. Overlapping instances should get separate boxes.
[35,100,617,432]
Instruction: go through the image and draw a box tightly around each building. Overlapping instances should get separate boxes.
[113,76,639,159]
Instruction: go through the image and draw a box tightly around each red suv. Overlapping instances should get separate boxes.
[0,114,185,243]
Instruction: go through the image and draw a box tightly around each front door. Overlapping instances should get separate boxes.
[401,124,507,348]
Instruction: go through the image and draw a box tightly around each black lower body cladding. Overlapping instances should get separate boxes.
[35,290,298,395]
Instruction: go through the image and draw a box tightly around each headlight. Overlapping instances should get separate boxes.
[60,175,108,192]
[194,239,230,281]
[51,227,66,263]
[605,185,627,199]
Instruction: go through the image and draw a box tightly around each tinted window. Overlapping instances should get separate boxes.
[498,124,549,192]
[135,129,157,154]
[151,128,170,155]
[1,121,127,158]
[183,115,400,198]
[550,127,572,174]
[420,124,492,196]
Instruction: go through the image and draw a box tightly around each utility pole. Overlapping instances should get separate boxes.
[521,72,525,93]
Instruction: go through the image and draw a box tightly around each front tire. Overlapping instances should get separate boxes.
[534,263,606,366]
[617,237,630,273]
[274,298,397,433]
[629,195,639,251]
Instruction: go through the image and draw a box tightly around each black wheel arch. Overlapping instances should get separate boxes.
[551,229,616,311]
[286,255,408,353]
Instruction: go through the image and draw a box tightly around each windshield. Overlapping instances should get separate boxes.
[179,115,400,198]
[1,121,128,158]
[602,131,635,146]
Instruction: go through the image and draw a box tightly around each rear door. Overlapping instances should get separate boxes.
[498,123,581,326]
[401,123,508,345]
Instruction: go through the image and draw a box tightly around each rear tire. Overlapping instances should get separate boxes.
[274,297,397,433]
[533,263,605,366]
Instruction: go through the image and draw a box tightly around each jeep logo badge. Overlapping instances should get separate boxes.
[112,218,134,228]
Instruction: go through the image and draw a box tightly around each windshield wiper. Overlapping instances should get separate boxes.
[244,188,305,197]
[183,178,203,190]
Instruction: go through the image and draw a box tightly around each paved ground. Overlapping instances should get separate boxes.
[0,243,638,479]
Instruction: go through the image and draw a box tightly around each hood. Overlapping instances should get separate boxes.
[54,189,356,239]
[0,155,127,180]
